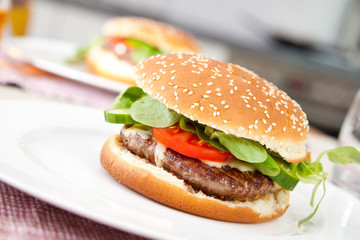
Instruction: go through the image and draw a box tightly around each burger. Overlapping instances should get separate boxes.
[69,17,200,85]
[101,53,311,223]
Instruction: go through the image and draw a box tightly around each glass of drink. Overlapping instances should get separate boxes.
[10,0,31,36]
[332,89,360,198]
[0,0,11,44]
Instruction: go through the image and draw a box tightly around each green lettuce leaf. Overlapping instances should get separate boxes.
[178,118,228,151]
[326,146,360,165]
[112,87,146,109]
[130,95,181,127]
[66,35,105,64]
[126,38,163,63]
[210,131,268,163]
[253,154,280,177]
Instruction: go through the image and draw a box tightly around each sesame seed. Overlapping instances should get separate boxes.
[203,95,210,99]
[223,120,228,123]
[206,90,212,94]
[215,88,221,92]
[224,105,229,109]
[213,112,217,117]
[171,76,176,80]
[230,89,234,94]
[265,125,272,133]
[216,93,222,96]
[249,125,254,129]
[193,83,198,87]
[183,89,188,93]
[188,91,193,95]
[207,82,213,86]
[200,106,204,111]
[209,104,217,110]
[161,86,165,91]
[262,119,267,124]
[171,70,176,73]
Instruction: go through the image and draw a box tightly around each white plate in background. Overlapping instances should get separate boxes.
[0,100,359,240]
[3,36,230,94]
[3,37,130,92]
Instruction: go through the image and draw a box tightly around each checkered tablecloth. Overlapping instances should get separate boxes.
[0,181,147,240]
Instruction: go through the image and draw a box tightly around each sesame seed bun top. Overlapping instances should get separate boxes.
[102,17,200,53]
[135,53,309,163]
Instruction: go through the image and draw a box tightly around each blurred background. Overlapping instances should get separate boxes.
[3,0,360,136]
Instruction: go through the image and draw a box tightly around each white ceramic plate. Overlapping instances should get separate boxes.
[3,37,130,92]
[0,100,360,240]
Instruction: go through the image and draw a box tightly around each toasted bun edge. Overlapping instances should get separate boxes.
[85,46,136,85]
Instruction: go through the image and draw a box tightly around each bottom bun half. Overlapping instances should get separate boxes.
[86,46,136,84]
[100,135,290,223]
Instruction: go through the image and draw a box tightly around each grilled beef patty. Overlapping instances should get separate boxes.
[119,129,273,201]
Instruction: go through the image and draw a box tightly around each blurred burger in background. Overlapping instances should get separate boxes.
[68,17,200,85]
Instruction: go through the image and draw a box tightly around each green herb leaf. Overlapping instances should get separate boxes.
[178,117,197,134]
[126,38,163,63]
[296,145,360,227]
[326,146,360,165]
[210,132,268,163]
[296,161,324,184]
[66,35,105,64]
[130,95,181,127]
[112,87,146,109]
[179,118,228,151]
[298,177,327,227]
[253,154,281,176]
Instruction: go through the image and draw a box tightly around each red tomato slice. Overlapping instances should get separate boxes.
[106,37,127,48]
[152,125,233,162]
